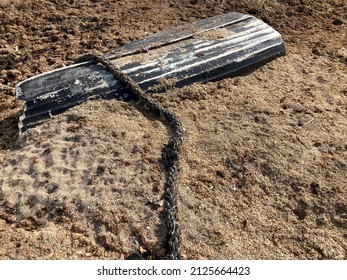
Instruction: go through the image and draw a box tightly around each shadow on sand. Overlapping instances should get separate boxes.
[0,110,22,151]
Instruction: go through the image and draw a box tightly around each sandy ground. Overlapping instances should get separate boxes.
[0,0,346,259]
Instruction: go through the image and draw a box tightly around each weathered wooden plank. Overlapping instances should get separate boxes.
[111,12,252,57]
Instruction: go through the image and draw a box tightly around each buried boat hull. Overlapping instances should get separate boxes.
[16,12,285,132]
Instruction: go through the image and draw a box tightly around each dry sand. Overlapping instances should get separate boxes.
[0,0,346,259]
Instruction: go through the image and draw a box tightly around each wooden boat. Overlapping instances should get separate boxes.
[16,12,285,132]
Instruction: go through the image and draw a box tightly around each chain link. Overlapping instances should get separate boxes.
[76,54,183,260]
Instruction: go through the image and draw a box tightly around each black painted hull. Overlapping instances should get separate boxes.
[16,12,285,132]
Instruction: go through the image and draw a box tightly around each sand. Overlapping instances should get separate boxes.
[0,0,346,259]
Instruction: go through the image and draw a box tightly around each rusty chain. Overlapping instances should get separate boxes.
[76,54,183,260]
